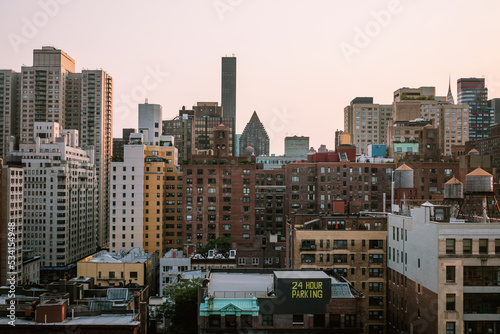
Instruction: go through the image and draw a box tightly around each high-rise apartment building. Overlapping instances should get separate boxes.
[162,106,195,163]
[0,70,20,160]
[19,47,75,144]
[221,56,236,152]
[458,78,493,141]
[293,214,388,334]
[110,141,182,256]
[183,125,256,250]
[0,159,23,285]
[193,102,234,155]
[344,97,393,155]
[389,88,469,157]
[286,161,394,215]
[138,101,162,145]
[238,111,269,157]
[254,169,286,237]
[9,47,113,248]
[12,122,98,281]
[388,205,500,334]
[489,98,500,125]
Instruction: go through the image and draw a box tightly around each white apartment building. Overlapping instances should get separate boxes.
[109,144,145,252]
[388,205,500,334]
[0,160,23,285]
[12,122,98,272]
[138,102,162,145]
[159,249,191,293]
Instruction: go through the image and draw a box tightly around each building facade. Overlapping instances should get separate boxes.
[162,106,195,163]
[110,143,182,256]
[458,78,493,141]
[12,122,98,281]
[344,97,393,155]
[0,159,23,285]
[293,214,387,334]
[0,70,20,160]
[388,205,500,334]
[138,102,162,145]
[239,111,269,157]
[221,56,236,152]
[285,161,395,215]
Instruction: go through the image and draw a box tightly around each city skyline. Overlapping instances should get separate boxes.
[1,0,500,154]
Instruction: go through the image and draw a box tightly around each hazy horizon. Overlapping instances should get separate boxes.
[2,0,500,154]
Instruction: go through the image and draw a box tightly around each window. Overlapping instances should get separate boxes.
[463,239,472,254]
[496,239,500,254]
[238,258,246,265]
[130,272,138,279]
[109,271,115,278]
[446,322,455,334]
[252,258,259,265]
[209,315,221,328]
[446,294,455,311]
[479,239,488,254]
[446,239,455,254]
[333,240,347,249]
[262,314,273,326]
[369,282,383,291]
[369,240,383,249]
[313,314,325,328]
[345,314,356,327]
[292,314,304,326]
[329,314,340,328]
[226,315,236,328]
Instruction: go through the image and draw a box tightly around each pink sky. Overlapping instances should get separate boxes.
[2,0,500,154]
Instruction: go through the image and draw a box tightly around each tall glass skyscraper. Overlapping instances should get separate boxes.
[457,77,494,141]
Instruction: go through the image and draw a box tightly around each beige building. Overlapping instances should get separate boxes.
[344,97,393,156]
[15,47,113,248]
[77,248,158,293]
[391,87,469,157]
[110,139,182,256]
[292,214,388,334]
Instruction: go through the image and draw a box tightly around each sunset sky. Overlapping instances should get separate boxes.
[2,0,500,154]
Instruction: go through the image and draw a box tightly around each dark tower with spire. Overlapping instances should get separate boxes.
[239,111,270,156]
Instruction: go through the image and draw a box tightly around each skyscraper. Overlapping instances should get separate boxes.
[7,47,113,248]
[239,111,270,156]
[20,47,76,144]
[221,56,236,151]
[0,70,20,160]
[458,77,493,141]
[12,122,98,280]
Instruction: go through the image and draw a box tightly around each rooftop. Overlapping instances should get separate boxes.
[83,248,153,264]
[0,314,139,326]
[274,271,330,279]
[208,273,273,298]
